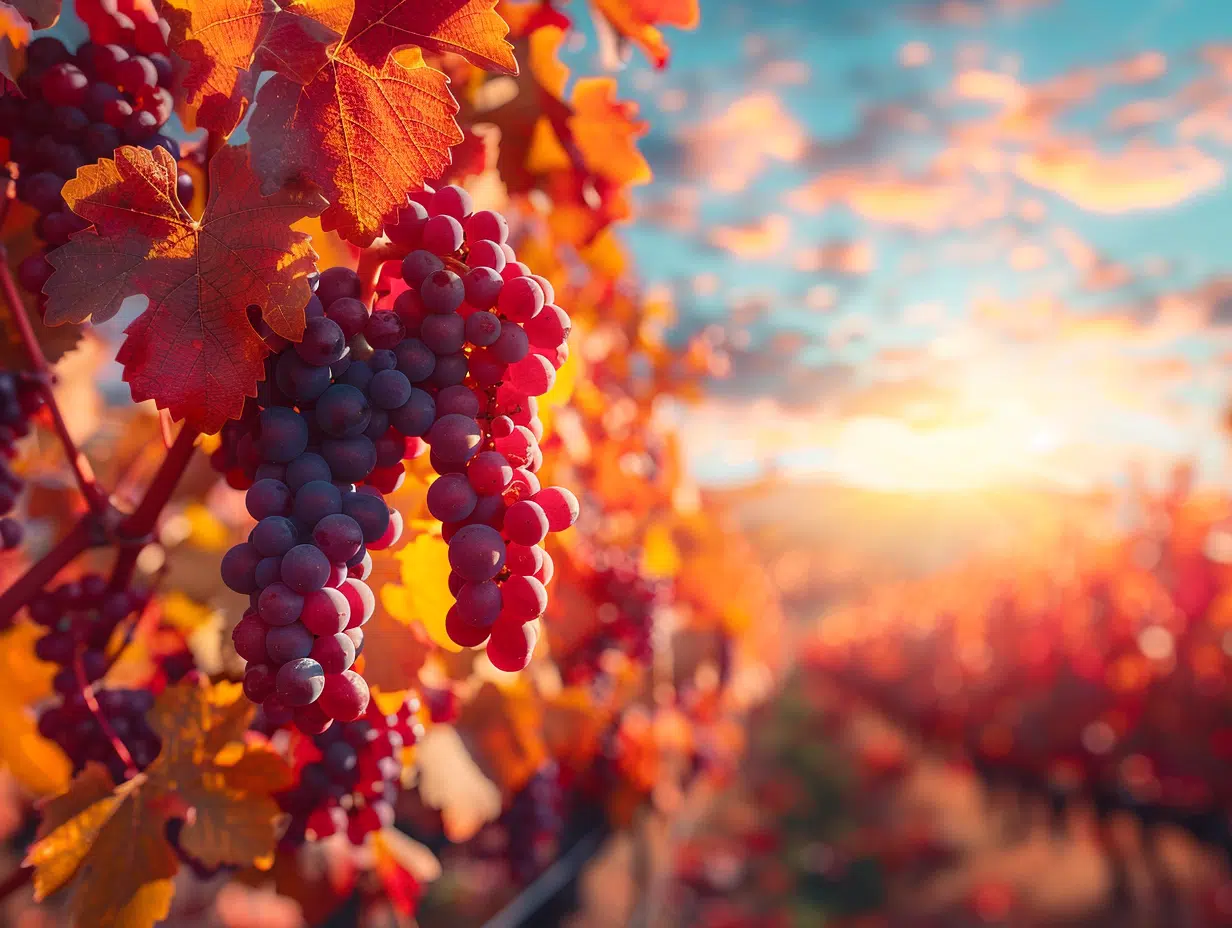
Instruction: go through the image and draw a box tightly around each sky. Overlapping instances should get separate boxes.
[570,0,1232,491]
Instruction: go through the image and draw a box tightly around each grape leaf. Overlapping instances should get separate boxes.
[414,725,501,841]
[458,682,548,795]
[589,0,697,68]
[343,0,516,74]
[249,46,462,246]
[42,144,326,433]
[163,0,340,136]
[0,622,72,796]
[380,532,460,652]
[25,679,291,928]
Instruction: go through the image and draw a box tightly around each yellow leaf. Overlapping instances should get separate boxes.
[383,534,459,652]
[0,622,70,795]
[26,679,292,928]
[183,503,231,552]
[641,522,681,579]
[570,77,651,187]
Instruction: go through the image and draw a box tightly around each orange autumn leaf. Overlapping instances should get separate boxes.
[250,46,462,246]
[589,0,697,68]
[25,679,292,928]
[343,0,517,74]
[458,682,548,795]
[569,77,650,188]
[43,144,325,433]
[163,0,339,136]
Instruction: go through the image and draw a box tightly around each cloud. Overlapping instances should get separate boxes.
[681,92,808,192]
[708,214,792,259]
[1016,142,1224,212]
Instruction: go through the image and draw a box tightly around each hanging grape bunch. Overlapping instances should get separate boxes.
[0,28,189,296]
[29,575,161,782]
[391,187,580,671]
[221,184,580,729]
[277,693,424,847]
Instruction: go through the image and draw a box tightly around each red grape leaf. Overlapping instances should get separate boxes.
[343,0,516,74]
[43,145,325,433]
[163,0,340,136]
[249,45,462,246]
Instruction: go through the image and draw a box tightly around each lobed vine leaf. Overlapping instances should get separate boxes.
[162,0,340,136]
[249,46,462,246]
[343,0,517,74]
[25,679,292,928]
[42,144,326,434]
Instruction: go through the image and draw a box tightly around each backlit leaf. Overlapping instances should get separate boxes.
[43,145,326,433]
[249,46,462,246]
[26,679,292,928]
[163,0,339,136]
[381,532,460,652]
[589,0,697,68]
[344,0,516,74]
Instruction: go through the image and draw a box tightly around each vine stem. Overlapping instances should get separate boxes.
[74,651,137,779]
[0,245,109,514]
[0,518,101,625]
[117,423,199,541]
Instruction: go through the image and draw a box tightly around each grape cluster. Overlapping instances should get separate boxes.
[0,33,188,296]
[219,267,420,733]
[30,574,161,781]
[559,552,662,686]
[388,185,580,670]
[220,186,578,714]
[501,762,565,883]
[0,370,45,550]
[278,693,423,846]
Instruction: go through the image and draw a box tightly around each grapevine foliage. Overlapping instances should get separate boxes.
[0,0,766,926]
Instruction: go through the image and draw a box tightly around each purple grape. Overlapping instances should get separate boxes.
[312,513,364,563]
[464,310,501,347]
[246,478,292,519]
[287,452,332,491]
[341,492,390,544]
[294,480,343,525]
[427,473,477,522]
[295,316,348,366]
[321,436,377,483]
[316,384,371,438]
[252,516,299,557]
[266,621,315,663]
[420,269,465,314]
[276,658,325,706]
[393,338,435,383]
[427,413,482,463]
[389,388,436,438]
[448,524,506,582]
[401,250,444,287]
[281,544,332,593]
[369,369,412,410]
